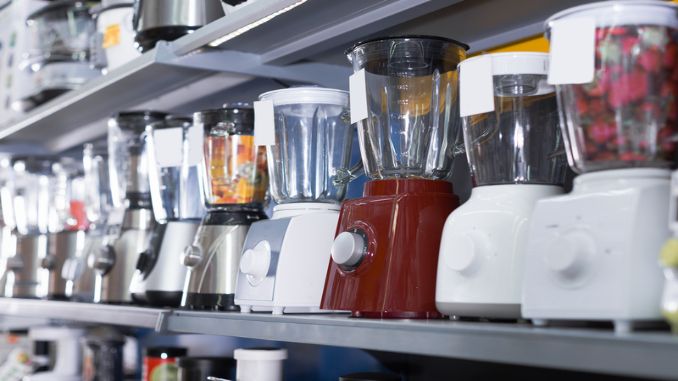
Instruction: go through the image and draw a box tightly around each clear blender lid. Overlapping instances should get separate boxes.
[259,87,348,106]
[194,104,254,135]
[545,1,678,31]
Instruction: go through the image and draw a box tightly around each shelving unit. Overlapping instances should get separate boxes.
[0,298,676,380]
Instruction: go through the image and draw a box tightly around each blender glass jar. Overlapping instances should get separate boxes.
[546,1,678,173]
[83,142,113,227]
[24,1,96,69]
[11,157,53,235]
[196,105,268,208]
[347,36,468,179]
[108,111,167,208]
[49,158,88,233]
[460,53,567,186]
[258,87,355,204]
[146,116,206,221]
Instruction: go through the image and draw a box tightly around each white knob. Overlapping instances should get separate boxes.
[331,232,365,267]
[240,241,271,284]
[547,231,595,278]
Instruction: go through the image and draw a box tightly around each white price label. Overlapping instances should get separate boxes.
[186,124,204,166]
[548,17,596,85]
[349,69,369,124]
[153,128,183,167]
[254,100,276,146]
[459,55,495,117]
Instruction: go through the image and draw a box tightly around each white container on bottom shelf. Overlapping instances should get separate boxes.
[234,348,287,381]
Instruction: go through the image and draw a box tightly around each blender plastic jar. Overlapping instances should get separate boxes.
[545,1,678,172]
[346,36,468,179]
[257,87,355,204]
[234,348,287,381]
[458,52,567,186]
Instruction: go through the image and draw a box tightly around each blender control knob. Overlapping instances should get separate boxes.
[93,245,116,274]
[331,232,365,268]
[240,241,271,285]
[547,231,596,278]
[444,231,490,273]
[136,250,151,272]
[40,255,56,270]
[6,256,23,270]
[182,245,203,267]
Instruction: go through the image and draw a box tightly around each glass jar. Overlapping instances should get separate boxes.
[546,1,678,172]
[459,52,567,186]
[346,36,468,179]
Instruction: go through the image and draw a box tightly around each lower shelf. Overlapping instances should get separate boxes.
[0,298,677,379]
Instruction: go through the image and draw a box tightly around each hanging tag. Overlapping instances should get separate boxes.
[186,124,204,165]
[349,69,369,124]
[153,128,183,167]
[548,17,596,84]
[254,100,276,146]
[459,55,495,117]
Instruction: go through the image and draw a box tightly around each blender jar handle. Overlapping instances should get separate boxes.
[333,123,364,186]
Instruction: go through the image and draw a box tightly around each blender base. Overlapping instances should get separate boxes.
[183,292,239,312]
[436,184,563,319]
[321,179,457,319]
[522,168,670,324]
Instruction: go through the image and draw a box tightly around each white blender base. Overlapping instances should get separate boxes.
[235,203,341,314]
[522,168,669,328]
[436,185,562,319]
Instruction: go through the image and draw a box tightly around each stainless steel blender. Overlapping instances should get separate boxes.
[132,115,205,307]
[43,158,88,300]
[181,105,268,311]
[235,87,359,314]
[62,142,112,302]
[93,111,166,304]
[4,157,52,298]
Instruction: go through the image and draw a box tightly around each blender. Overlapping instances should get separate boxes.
[43,159,88,300]
[522,1,678,332]
[436,52,567,319]
[93,111,166,304]
[182,105,268,311]
[4,157,52,299]
[133,115,205,307]
[62,142,113,302]
[321,36,468,318]
[18,1,100,109]
[26,327,85,381]
[235,87,359,314]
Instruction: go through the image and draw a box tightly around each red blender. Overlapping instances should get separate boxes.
[321,36,469,318]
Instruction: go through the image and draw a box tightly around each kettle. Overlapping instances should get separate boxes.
[132,0,226,52]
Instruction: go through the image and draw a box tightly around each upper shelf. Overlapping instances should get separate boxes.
[1,297,677,380]
[0,0,592,153]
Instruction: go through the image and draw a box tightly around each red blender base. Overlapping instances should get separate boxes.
[321,179,459,319]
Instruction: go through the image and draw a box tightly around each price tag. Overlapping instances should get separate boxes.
[153,128,183,167]
[548,17,596,84]
[349,68,369,124]
[103,24,121,48]
[459,55,495,117]
[254,100,276,146]
[186,124,204,165]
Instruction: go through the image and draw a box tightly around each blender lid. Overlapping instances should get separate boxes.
[259,87,348,106]
[148,115,192,129]
[112,110,168,132]
[194,105,254,134]
[345,35,470,55]
[459,52,549,75]
[145,346,188,357]
[10,156,56,174]
[27,0,92,22]
[544,1,678,33]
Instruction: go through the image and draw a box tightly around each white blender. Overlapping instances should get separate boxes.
[522,1,678,332]
[134,116,205,307]
[235,87,358,314]
[437,52,567,319]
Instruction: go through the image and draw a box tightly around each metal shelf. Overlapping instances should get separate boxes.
[0,298,169,330]
[166,311,678,380]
